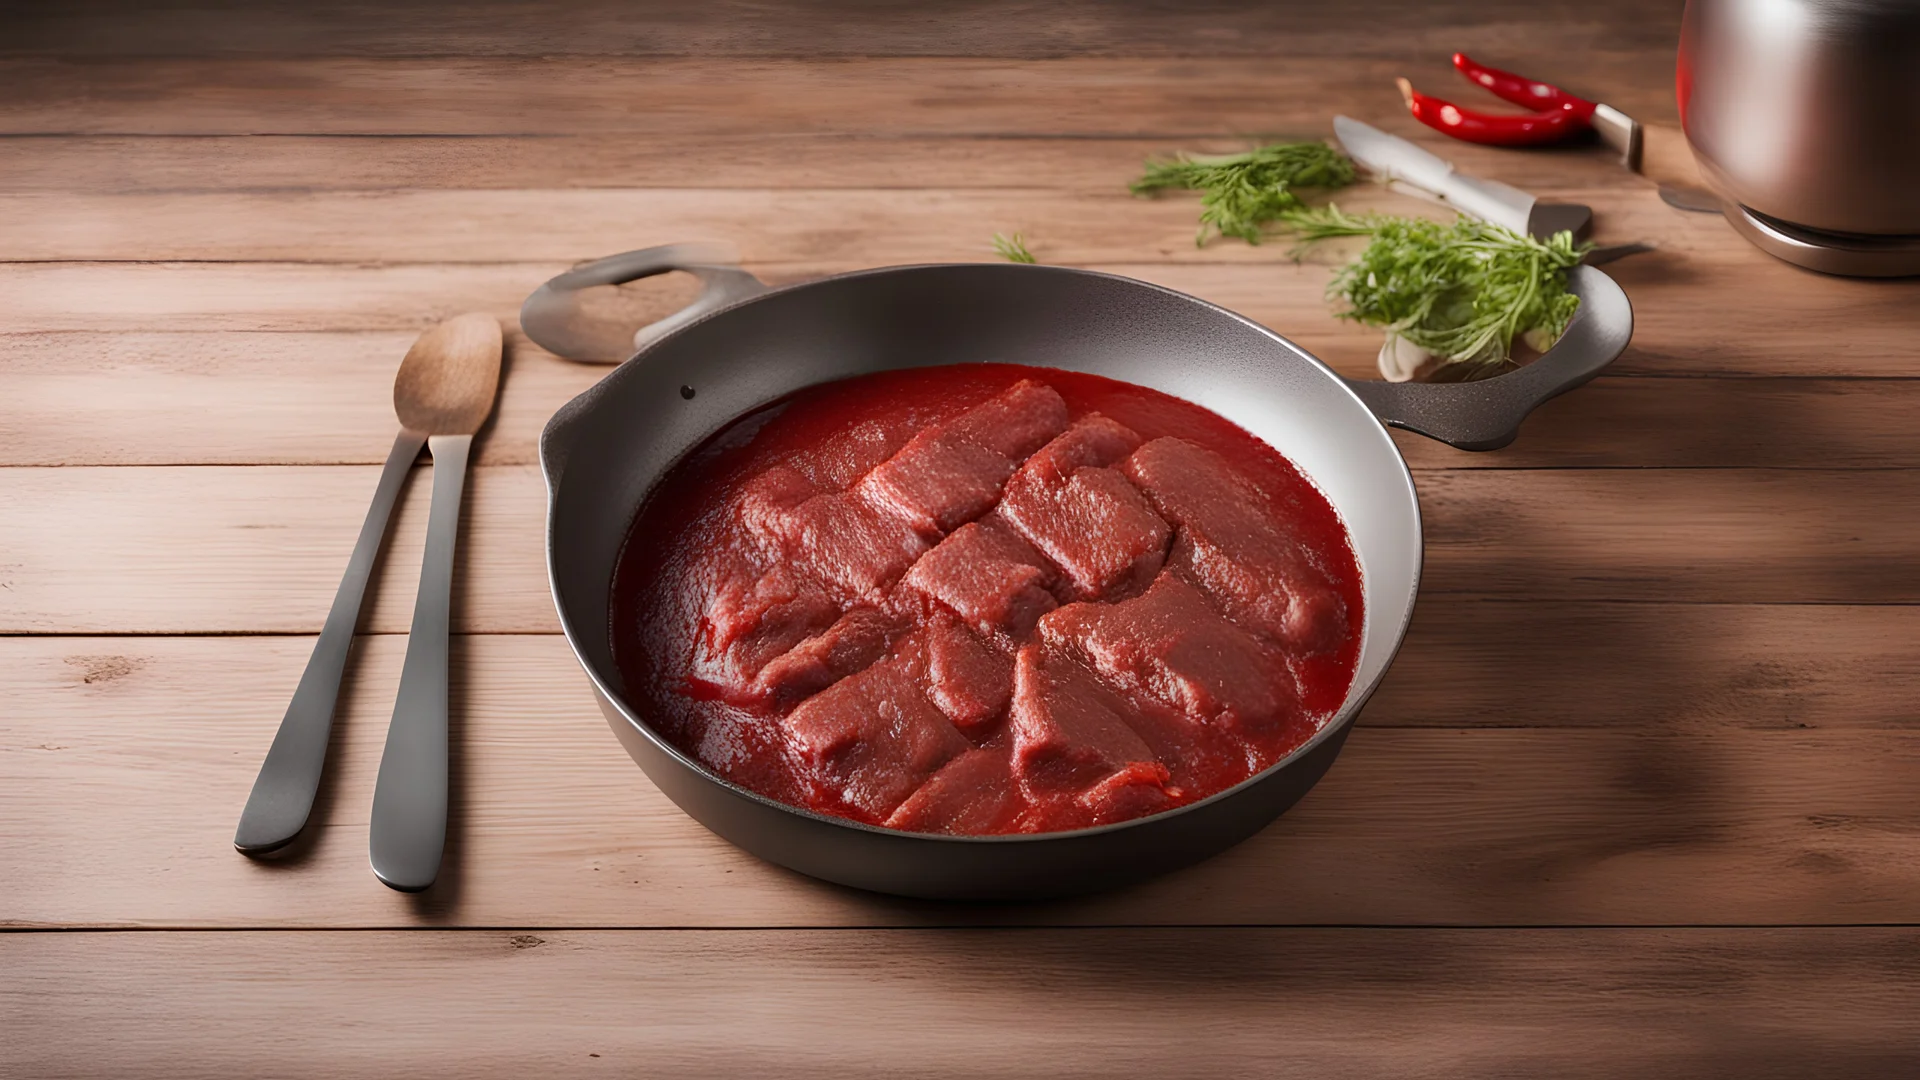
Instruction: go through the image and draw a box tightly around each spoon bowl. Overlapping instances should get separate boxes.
[394,313,504,435]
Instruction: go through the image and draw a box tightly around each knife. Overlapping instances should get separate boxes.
[1333,115,1593,241]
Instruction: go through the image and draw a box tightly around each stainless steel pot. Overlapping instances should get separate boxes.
[521,246,1633,900]
[1680,0,1920,274]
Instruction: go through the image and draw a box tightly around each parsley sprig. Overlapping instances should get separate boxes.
[1283,205,1588,369]
[1131,141,1356,246]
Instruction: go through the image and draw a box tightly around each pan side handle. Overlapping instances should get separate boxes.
[520,242,771,364]
[531,243,771,495]
[1343,265,1634,451]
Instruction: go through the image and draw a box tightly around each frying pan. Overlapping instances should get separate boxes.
[521,243,1633,900]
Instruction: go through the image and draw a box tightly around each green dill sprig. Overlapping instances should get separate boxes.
[991,232,1037,264]
[1282,205,1588,369]
[1131,141,1357,246]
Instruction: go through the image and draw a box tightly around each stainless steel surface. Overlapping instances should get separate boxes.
[1680,0,1920,237]
[234,429,425,855]
[368,433,471,892]
[1334,115,1591,240]
[1659,182,1725,213]
[1724,202,1920,277]
[1590,102,1645,171]
[526,248,1633,898]
[521,241,770,363]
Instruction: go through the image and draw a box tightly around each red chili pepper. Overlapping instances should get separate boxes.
[1450,52,1597,121]
[1396,76,1590,147]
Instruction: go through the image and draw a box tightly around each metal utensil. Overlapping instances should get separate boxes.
[1333,116,1593,241]
[233,428,424,855]
[367,313,503,892]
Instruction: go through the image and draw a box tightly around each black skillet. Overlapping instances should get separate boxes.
[520,243,1632,900]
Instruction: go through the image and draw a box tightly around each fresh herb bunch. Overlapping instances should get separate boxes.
[991,232,1037,264]
[1132,141,1357,246]
[1283,205,1588,369]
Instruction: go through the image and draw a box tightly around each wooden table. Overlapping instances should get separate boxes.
[6,2,1919,1075]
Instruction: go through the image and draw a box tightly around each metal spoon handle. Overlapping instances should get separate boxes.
[369,433,471,892]
[234,429,426,855]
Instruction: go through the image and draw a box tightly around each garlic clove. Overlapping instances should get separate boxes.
[1377,334,1432,383]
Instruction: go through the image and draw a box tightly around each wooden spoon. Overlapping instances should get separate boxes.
[231,313,501,878]
[368,313,504,892]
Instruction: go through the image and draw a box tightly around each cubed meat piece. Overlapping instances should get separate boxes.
[786,657,970,821]
[857,436,1015,538]
[856,380,1068,536]
[751,605,898,705]
[755,490,930,602]
[690,562,839,701]
[899,516,1060,640]
[736,465,818,541]
[884,747,1019,835]
[1002,467,1169,601]
[1014,413,1143,487]
[1008,646,1166,795]
[941,379,1071,461]
[1037,573,1299,736]
[1170,527,1347,654]
[1123,437,1346,652]
[1075,761,1177,825]
[923,617,1013,733]
[1000,416,1168,600]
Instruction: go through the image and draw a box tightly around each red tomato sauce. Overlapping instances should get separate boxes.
[611,363,1362,835]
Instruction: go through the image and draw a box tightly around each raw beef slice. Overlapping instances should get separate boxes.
[857,379,1068,536]
[922,617,1014,732]
[1038,572,1299,736]
[1000,416,1169,600]
[691,561,839,701]
[1123,437,1345,652]
[785,657,970,821]
[900,515,1060,640]
[885,748,1019,835]
[1008,646,1173,809]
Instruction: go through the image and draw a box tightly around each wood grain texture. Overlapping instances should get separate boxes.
[0,56,1682,137]
[6,1,1920,1069]
[7,630,1919,929]
[9,332,1920,467]
[2,0,1688,60]
[5,255,1914,379]
[0,133,1650,195]
[5,464,1916,636]
[6,927,1918,1080]
[4,185,1723,263]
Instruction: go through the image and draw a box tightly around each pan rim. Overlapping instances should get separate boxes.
[543,261,1424,846]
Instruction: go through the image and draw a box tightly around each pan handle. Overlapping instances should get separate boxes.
[520,242,771,364]
[1341,265,1633,451]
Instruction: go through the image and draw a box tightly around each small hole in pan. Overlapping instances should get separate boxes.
[679,385,696,400]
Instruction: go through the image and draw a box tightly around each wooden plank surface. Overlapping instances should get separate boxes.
[8,0,1920,1072]
[6,464,1919,637]
[1,0,1688,59]
[5,255,1913,378]
[7,927,1918,1080]
[7,630,1920,928]
[9,333,1920,468]
[0,133,1650,195]
[0,56,1681,137]
[1,186,1723,263]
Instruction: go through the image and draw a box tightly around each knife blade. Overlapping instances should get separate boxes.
[1334,115,1549,237]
